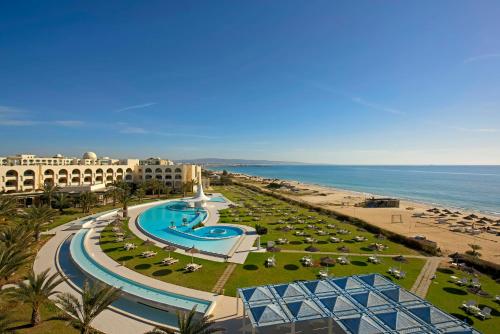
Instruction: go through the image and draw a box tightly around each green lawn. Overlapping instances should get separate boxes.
[213,185,419,255]
[100,220,229,292]
[426,266,500,334]
[223,252,425,296]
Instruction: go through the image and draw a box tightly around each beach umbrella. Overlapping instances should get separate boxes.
[305,245,320,252]
[163,245,176,258]
[267,246,281,253]
[320,256,335,266]
[186,245,199,263]
[393,255,407,263]
[142,239,155,251]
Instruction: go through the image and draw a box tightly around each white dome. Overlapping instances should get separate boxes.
[83,152,97,160]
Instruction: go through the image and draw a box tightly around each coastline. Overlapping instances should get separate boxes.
[220,171,500,264]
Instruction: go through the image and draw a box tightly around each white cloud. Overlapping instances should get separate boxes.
[351,97,405,115]
[452,126,498,133]
[463,53,500,64]
[120,126,149,134]
[0,119,85,127]
[115,102,157,113]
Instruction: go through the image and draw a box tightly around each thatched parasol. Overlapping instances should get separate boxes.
[267,246,281,253]
[186,245,200,263]
[320,256,336,267]
[142,239,155,250]
[163,245,177,258]
[393,255,407,263]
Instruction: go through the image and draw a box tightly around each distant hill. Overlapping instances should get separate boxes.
[176,158,308,166]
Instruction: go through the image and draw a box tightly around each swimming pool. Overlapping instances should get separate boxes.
[137,201,244,256]
[208,196,226,203]
[69,228,212,313]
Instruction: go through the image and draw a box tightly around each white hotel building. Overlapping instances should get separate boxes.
[0,152,201,194]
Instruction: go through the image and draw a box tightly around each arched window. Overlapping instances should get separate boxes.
[6,180,17,187]
[165,181,172,187]
[23,179,34,186]
[155,175,162,180]
[175,175,182,179]
[165,168,172,173]
[145,168,152,173]
[24,170,35,176]
[6,170,17,177]
[59,169,68,176]
[116,168,123,174]
[126,168,133,173]
[84,176,92,183]
[96,168,103,174]
[165,175,172,179]
[175,168,181,173]
[125,175,133,181]
[58,177,67,184]
[155,168,162,173]
[145,175,152,180]
[44,179,54,186]
[71,176,80,183]
[106,175,113,181]
[72,169,80,175]
[95,176,103,183]
[106,168,113,174]
[84,168,92,175]
[44,169,54,176]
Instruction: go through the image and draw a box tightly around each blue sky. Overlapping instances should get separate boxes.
[1,1,499,164]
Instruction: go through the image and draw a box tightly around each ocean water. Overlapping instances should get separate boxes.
[213,165,500,215]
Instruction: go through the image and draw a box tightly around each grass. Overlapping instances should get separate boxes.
[99,219,229,292]
[223,252,425,296]
[213,185,419,255]
[426,266,500,334]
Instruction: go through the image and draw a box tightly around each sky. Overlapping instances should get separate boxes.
[1,1,500,164]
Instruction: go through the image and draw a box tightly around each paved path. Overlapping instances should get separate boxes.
[410,257,442,298]
[212,263,237,294]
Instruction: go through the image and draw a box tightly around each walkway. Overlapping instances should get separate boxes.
[410,257,442,298]
[212,263,237,294]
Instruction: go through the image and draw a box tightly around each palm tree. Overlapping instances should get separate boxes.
[145,306,224,334]
[41,184,59,207]
[79,192,97,214]
[53,193,72,214]
[10,269,63,326]
[22,206,57,242]
[57,281,121,334]
[118,187,134,218]
[135,187,146,203]
[0,196,17,222]
[468,244,482,257]
[0,225,33,248]
[0,244,32,286]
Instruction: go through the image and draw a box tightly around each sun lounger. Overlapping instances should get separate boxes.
[457,278,468,286]
[161,257,179,265]
[461,300,477,311]
[477,307,492,319]
[318,270,328,279]
[184,263,202,271]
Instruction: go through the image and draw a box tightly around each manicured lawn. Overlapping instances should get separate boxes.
[426,266,500,334]
[223,252,425,297]
[213,185,419,255]
[100,220,228,292]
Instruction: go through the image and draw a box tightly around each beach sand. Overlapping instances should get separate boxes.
[231,174,500,264]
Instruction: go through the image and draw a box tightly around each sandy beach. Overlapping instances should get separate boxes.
[230,173,500,264]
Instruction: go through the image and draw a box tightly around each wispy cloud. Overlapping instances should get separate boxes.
[351,97,405,115]
[120,126,148,134]
[118,124,218,139]
[0,105,25,116]
[115,102,157,113]
[0,119,85,127]
[452,126,499,133]
[463,53,500,64]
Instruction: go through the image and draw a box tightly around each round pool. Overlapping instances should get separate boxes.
[191,226,243,238]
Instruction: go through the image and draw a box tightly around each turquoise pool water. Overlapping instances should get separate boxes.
[138,201,243,255]
[209,196,226,203]
[69,228,211,313]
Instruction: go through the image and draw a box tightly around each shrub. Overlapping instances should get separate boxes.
[254,224,268,235]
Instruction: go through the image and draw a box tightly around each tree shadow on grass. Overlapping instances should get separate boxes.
[284,264,299,271]
[351,261,368,266]
[437,268,454,275]
[243,264,259,271]
[360,247,373,252]
[317,241,328,245]
[117,256,133,262]
[290,241,303,245]
[443,287,467,295]
[344,240,355,244]
[152,269,172,276]
[103,247,121,253]
[135,263,151,270]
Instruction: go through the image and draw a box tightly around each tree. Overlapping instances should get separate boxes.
[0,196,17,222]
[107,186,121,206]
[467,244,482,257]
[182,180,195,197]
[0,225,33,248]
[41,184,59,207]
[57,281,121,334]
[10,269,63,326]
[117,185,134,218]
[144,306,224,334]
[0,244,31,286]
[135,187,146,203]
[79,192,97,214]
[53,193,72,214]
[22,206,57,242]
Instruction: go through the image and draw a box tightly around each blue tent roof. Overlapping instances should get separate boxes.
[285,299,326,321]
[330,277,363,290]
[408,306,451,325]
[242,286,273,303]
[319,295,357,313]
[351,291,389,308]
[302,279,336,295]
[249,303,289,326]
[380,287,417,303]
[273,283,306,299]
[340,315,386,334]
[376,310,422,330]
[358,274,391,288]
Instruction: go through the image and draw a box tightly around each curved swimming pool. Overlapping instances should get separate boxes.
[138,201,244,256]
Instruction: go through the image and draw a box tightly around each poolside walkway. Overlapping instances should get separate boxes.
[212,263,237,294]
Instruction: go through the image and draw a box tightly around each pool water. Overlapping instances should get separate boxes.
[138,201,243,255]
[208,196,226,203]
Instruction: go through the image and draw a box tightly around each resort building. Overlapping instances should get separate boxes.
[0,152,201,194]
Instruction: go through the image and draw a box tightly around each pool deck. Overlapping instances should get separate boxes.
[34,200,246,334]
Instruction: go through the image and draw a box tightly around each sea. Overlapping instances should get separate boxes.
[210,165,500,216]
